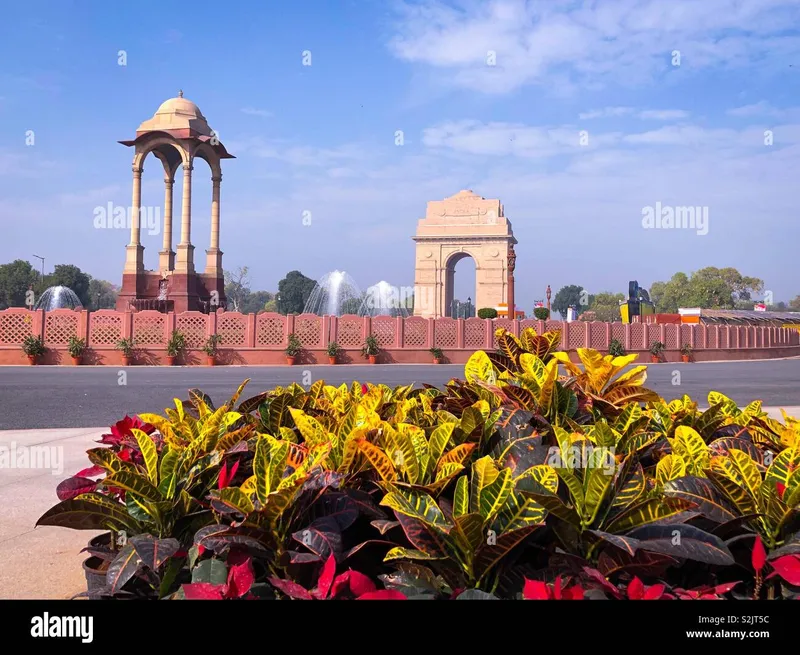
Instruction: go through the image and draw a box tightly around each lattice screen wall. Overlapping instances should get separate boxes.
[0,310,34,345]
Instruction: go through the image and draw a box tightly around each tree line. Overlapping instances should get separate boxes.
[549,267,800,321]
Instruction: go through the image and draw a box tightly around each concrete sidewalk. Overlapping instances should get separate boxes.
[2,406,799,599]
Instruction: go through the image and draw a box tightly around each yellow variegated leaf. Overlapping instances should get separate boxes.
[288,408,328,447]
[383,547,443,561]
[670,426,709,475]
[727,449,762,498]
[465,350,497,384]
[583,466,613,526]
[514,465,559,494]
[428,423,456,476]
[453,475,469,518]
[656,454,687,484]
[383,423,419,484]
[355,439,397,481]
[131,428,159,484]
[551,351,582,378]
[240,475,257,496]
[765,445,800,490]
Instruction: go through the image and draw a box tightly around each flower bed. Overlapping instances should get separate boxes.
[37,327,800,600]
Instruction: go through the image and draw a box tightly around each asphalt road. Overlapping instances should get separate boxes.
[1,359,799,430]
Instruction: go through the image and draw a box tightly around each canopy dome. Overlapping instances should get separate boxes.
[136,91,212,136]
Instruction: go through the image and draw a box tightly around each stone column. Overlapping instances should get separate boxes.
[175,162,194,273]
[205,173,223,276]
[158,175,175,272]
[507,244,516,320]
[124,165,144,273]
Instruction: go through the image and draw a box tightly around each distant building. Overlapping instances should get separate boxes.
[679,307,800,327]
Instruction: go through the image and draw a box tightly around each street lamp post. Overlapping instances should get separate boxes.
[466,296,472,319]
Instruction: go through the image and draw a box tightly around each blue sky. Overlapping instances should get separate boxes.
[2,0,800,310]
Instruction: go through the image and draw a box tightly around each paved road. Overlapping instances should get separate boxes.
[1,360,799,430]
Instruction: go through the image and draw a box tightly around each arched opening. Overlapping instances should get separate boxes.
[137,141,184,272]
[191,144,219,274]
[445,252,476,318]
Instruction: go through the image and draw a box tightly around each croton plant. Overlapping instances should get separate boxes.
[37,328,800,600]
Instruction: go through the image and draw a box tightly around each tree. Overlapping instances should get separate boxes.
[277,271,317,315]
[533,307,549,320]
[241,290,274,314]
[552,285,587,319]
[789,296,800,311]
[585,292,625,322]
[0,260,38,309]
[224,266,252,313]
[650,268,764,313]
[50,264,91,306]
[477,307,497,319]
[87,278,119,310]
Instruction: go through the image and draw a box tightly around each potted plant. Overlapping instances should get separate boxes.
[649,340,665,363]
[285,333,302,365]
[203,334,223,366]
[533,307,550,321]
[326,341,341,365]
[22,335,46,365]
[680,343,692,363]
[430,347,444,364]
[116,337,135,366]
[361,335,380,364]
[165,330,186,366]
[609,338,626,357]
[68,336,87,365]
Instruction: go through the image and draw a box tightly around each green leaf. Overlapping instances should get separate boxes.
[101,471,163,501]
[36,493,140,533]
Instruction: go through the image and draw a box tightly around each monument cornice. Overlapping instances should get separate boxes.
[413,234,517,244]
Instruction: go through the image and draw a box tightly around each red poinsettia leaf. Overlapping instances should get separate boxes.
[75,465,105,478]
[700,594,721,600]
[553,575,563,600]
[627,576,644,600]
[713,581,740,595]
[777,482,786,499]
[752,535,767,574]
[356,590,407,600]
[56,476,98,501]
[643,584,666,600]
[315,554,337,600]
[330,570,376,598]
[767,555,800,585]
[197,545,206,557]
[581,567,623,599]
[361,384,368,395]
[268,577,314,600]
[224,555,255,599]
[563,585,585,600]
[523,579,551,600]
[182,583,225,600]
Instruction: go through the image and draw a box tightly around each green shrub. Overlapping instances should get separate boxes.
[37,327,800,601]
[477,307,497,319]
[533,307,549,320]
[609,337,626,357]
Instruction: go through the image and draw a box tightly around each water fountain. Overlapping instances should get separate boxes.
[33,285,83,311]
[302,271,364,316]
[359,281,411,317]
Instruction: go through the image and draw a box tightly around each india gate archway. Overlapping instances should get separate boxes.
[116,92,234,312]
[413,190,516,318]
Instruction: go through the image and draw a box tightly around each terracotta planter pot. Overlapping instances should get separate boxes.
[27,355,37,365]
[681,355,690,363]
[328,356,337,365]
[286,355,296,365]
[121,355,132,366]
[433,358,442,364]
[650,355,660,363]
[369,355,378,364]
[71,356,81,366]
[83,556,113,600]
[166,355,176,366]
[206,355,216,366]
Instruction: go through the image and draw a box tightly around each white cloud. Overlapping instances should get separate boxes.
[579,107,634,120]
[727,101,783,117]
[388,0,800,94]
[637,109,690,120]
[241,107,273,118]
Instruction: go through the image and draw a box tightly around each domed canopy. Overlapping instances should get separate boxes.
[135,90,213,136]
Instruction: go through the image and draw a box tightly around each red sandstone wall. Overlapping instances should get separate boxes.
[1,308,798,365]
